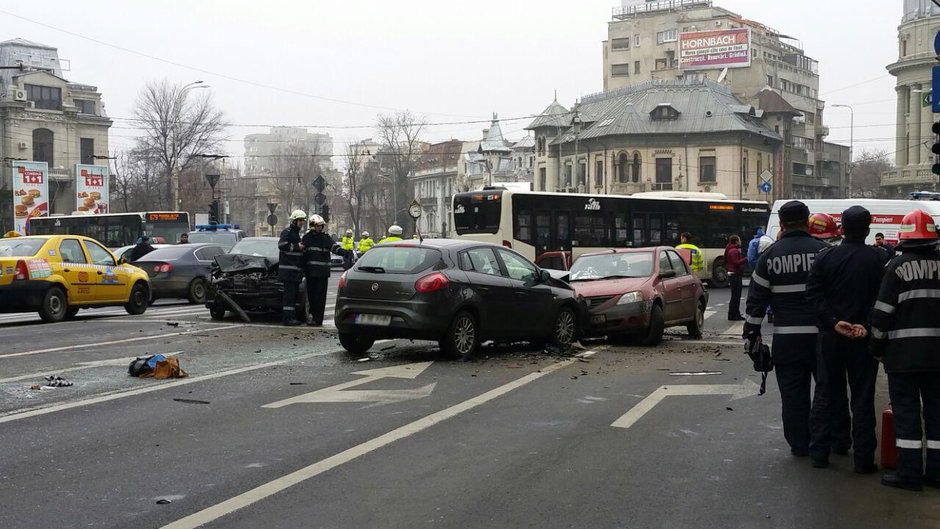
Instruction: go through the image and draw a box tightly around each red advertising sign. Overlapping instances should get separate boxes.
[12,161,49,235]
[679,28,751,71]
[75,164,109,214]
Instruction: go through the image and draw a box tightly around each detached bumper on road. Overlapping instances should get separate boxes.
[0,280,53,312]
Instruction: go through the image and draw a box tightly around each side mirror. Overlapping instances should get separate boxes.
[117,257,128,265]
[660,269,677,279]
[539,269,551,283]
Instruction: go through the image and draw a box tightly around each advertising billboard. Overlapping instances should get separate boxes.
[12,161,49,235]
[679,28,751,71]
[75,164,109,214]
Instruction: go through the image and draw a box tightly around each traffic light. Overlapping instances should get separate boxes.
[321,204,330,224]
[208,201,220,223]
[933,122,940,176]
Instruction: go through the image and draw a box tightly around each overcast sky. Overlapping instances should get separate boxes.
[1,0,902,168]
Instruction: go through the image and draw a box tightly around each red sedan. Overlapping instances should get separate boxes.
[570,247,708,346]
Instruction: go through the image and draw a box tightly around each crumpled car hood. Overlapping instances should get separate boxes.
[214,254,277,274]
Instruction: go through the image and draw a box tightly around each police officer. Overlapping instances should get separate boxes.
[302,215,344,327]
[871,209,940,491]
[382,224,404,243]
[806,206,888,472]
[341,229,356,270]
[744,200,829,457]
[676,232,704,274]
[278,210,307,326]
[358,231,374,254]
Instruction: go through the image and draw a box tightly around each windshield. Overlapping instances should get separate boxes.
[355,246,440,274]
[0,238,47,257]
[569,252,654,281]
[230,239,279,260]
[188,232,237,250]
[145,222,189,244]
[453,194,501,234]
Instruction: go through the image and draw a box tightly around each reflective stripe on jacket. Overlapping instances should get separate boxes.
[358,237,374,253]
[676,243,704,273]
[278,225,304,282]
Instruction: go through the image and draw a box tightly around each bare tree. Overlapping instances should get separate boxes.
[376,110,426,230]
[111,147,165,212]
[266,142,324,215]
[341,142,381,236]
[851,149,891,199]
[132,79,227,210]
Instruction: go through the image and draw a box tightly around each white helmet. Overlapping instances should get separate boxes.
[361,231,370,238]
[388,224,403,236]
[289,210,307,222]
[757,235,775,255]
[309,214,325,227]
[346,229,353,235]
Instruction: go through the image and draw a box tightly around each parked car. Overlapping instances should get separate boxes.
[205,237,307,321]
[569,247,708,346]
[535,250,572,271]
[334,239,581,359]
[0,235,150,322]
[131,243,226,304]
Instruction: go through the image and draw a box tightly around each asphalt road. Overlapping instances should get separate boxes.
[1,281,937,529]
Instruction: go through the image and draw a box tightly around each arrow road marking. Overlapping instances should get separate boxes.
[262,361,436,408]
[611,379,760,429]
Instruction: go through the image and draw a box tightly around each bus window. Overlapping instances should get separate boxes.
[515,209,532,244]
[536,212,551,253]
[665,217,681,246]
[555,212,569,250]
[633,214,647,246]
[574,213,607,247]
[650,215,663,245]
[613,215,629,246]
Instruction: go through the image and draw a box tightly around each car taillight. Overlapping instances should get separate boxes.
[154,264,172,273]
[415,272,449,293]
[502,240,512,248]
[13,259,28,280]
[338,271,348,290]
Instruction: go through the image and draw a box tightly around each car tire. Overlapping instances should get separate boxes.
[638,303,664,347]
[440,311,479,361]
[65,307,80,320]
[187,278,208,305]
[687,298,705,338]
[710,258,729,288]
[124,282,149,315]
[209,305,226,321]
[339,332,375,355]
[551,306,577,347]
[38,287,68,323]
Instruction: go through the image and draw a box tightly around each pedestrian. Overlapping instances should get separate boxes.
[744,200,829,457]
[806,206,888,472]
[302,215,345,327]
[128,236,155,262]
[747,227,765,269]
[873,232,896,259]
[871,209,940,491]
[676,232,704,275]
[278,210,307,326]
[381,224,404,243]
[341,229,356,270]
[724,234,747,320]
[358,231,375,254]
[179,233,189,244]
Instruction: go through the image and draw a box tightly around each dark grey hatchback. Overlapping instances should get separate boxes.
[334,239,580,359]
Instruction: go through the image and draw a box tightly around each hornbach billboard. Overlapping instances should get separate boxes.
[679,28,751,71]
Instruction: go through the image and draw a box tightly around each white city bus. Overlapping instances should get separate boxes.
[766,198,940,245]
[452,188,770,286]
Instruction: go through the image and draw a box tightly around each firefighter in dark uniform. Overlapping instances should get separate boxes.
[744,200,829,457]
[871,209,940,491]
[278,210,307,326]
[301,214,345,327]
[806,206,888,472]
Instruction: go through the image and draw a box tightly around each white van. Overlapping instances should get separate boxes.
[766,199,940,245]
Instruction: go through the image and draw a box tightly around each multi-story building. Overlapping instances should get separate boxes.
[602,0,849,198]
[411,140,462,238]
[460,115,535,192]
[244,127,333,175]
[0,38,111,231]
[528,79,782,201]
[883,0,940,195]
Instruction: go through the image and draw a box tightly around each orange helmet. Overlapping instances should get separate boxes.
[898,209,938,241]
[808,213,842,239]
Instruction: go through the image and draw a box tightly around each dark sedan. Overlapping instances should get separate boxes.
[570,247,708,346]
[334,239,581,359]
[132,244,225,304]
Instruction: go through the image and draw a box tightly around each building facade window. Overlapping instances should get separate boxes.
[595,160,603,188]
[32,128,53,165]
[634,34,641,47]
[564,164,572,188]
[611,38,630,50]
[25,84,61,110]
[75,99,96,115]
[655,158,673,190]
[631,152,641,183]
[699,155,716,183]
[656,29,677,44]
[539,167,546,190]
[611,63,631,77]
[81,138,95,165]
[577,162,586,187]
[634,61,641,74]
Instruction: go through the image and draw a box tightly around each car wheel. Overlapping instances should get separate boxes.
[552,306,577,347]
[124,282,149,315]
[440,311,479,361]
[209,305,227,321]
[187,278,208,305]
[686,299,705,338]
[38,287,68,323]
[638,303,664,347]
[339,332,375,355]
[710,258,729,288]
[65,307,80,320]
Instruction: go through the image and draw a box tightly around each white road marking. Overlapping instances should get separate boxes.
[611,379,760,429]
[0,325,238,359]
[720,321,745,336]
[160,358,577,529]
[0,352,184,384]
[262,362,436,408]
[0,350,340,424]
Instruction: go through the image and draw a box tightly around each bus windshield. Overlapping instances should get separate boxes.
[454,193,501,234]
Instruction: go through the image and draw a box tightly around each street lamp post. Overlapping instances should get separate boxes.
[171,81,209,211]
[831,104,854,198]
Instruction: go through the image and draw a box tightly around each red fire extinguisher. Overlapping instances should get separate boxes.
[881,405,897,470]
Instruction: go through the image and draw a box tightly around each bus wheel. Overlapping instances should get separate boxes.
[710,258,729,288]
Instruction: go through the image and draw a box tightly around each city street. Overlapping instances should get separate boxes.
[1,281,936,529]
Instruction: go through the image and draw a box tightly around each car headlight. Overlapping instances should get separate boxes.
[617,291,642,305]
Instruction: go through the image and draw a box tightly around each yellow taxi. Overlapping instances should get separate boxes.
[0,235,151,322]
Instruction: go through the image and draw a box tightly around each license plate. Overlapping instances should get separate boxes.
[355,313,391,326]
[590,314,606,325]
